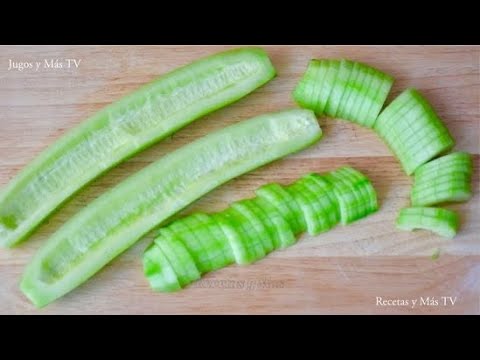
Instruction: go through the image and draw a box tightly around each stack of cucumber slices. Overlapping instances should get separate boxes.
[293,59,394,128]
[144,167,378,292]
[293,58,473,240]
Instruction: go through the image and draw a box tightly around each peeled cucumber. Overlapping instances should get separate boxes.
[293,59,393,127]
[20,109,322,307]
[0,47,276,248]
[396,207,459,238]
[375,89,455,175]
[144,167,378,292]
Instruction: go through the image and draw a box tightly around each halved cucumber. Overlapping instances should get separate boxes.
[0,47,276,248]
[396,207,459,238]
[374,89,454,175]
[21,109,322,307]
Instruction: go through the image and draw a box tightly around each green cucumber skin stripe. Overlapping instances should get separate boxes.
[0,47,276,248]
[20,109,322,308]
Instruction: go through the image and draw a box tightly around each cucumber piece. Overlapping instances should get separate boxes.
[374,89,454,175]
[364,73,394,128]
[288,181,332,235]
[337,62,362,121]
[255,183,305,234]
[169,215,212,273]
[324,60,346,117]
[249,197,296,249]
[323,167,378,224]
[154,230,201,287]
[0,47,276,248]
[321,60,341,116]
[396,207,459,238]
[414,152,473,179]
[293,59,393,127]
[287,182,323,235]
[218,208,265,264]
[411,174,472,206]
[21,109,322,307]
[301,174,341,228]
[231,200,274,254]
[143,242,181,292]
[181,213,231,272]
[145,168,378,292]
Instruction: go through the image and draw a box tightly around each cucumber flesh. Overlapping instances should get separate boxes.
[21,109,322,307]
[143,242,181,292]
[396,207,459,238]
[0,47,276,248]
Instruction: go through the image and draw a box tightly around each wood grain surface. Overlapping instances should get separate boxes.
[0,45,478,314]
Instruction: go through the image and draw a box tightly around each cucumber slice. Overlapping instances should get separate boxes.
[364,73,394,128]
[145,168,378,292]
[414,152,473,179]
[182,213,231,272]
[337,62,362,121]
[0,47,276,248]
[323,167,378,224]
[231,200,275,254]
[154,230,200,287]
[341,65,368,123]
[411,174,472,206]
[218,208,265,264]
[301,174,341,228]
[332,60,355,117]
[311,60,330,115]
[288,181,331,235]
[324,60,348,117]
[374,89,454,175]
[249,197,296,249]
[143,242,181,292]
[322,60,341,116]
[169,215,212,273]
[396,207,459,238]
[21,109,322,307]
[255,183,306,234]
[353,66,376,126]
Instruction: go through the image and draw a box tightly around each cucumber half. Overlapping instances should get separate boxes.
[396,207,459,238]
[21,109,322,307]
[0,47,276,248]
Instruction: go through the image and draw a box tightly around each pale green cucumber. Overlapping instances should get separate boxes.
[396,207,459,238]
[0,47,276,248]
[21,109,322,307]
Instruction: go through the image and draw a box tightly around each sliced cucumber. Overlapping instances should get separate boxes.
[323,167,378,224]
[231,200,275,254]
[21,109,322,307]
[293,59,393,127]
[396,207,459,238]
[255,183,306,234]
[374,89,454,175]
[143,242,181,292]
[249,197,296,249]
[145,168,378,292]
[0,47,276,248]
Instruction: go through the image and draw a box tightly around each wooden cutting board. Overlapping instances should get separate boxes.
[0,45,478,314]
